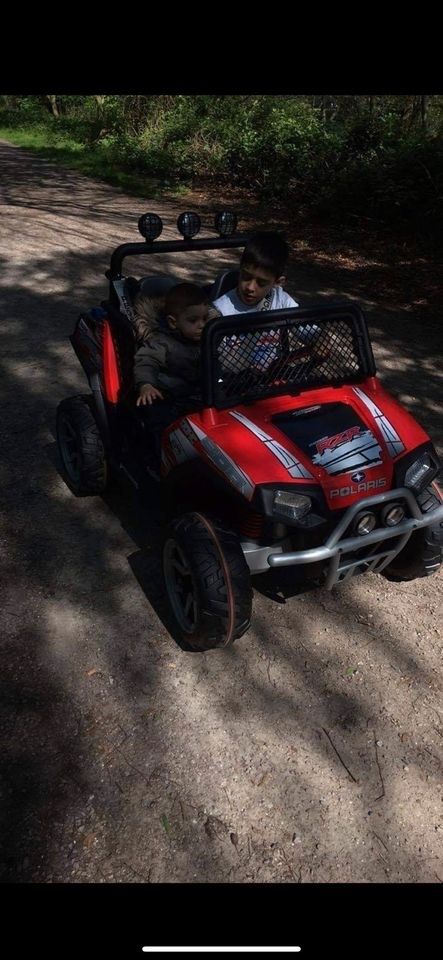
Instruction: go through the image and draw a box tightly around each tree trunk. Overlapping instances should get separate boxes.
[46,95,60,118]
[95,95,106,117]
[320,95,326,123]
[421,95,428,132]
[3,95,19,109]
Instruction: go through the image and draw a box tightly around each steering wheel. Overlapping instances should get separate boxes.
[219,365,269,394]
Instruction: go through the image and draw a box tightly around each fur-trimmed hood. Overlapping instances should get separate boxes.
[132,292,168,345]
[133,292,220,346]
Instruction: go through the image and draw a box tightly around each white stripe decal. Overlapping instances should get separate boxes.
[112,278,135,323]
[186,418,206,441]
[230,411,313,479]
[353,387,405,457]
[187,418,254,499]
[230,410,272,442]
[168,427,198,465]
[353,386,382,418]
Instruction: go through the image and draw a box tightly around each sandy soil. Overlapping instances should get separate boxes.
[0,140,442,885]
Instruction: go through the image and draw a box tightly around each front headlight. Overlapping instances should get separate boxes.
[273,490,311,520]
[404,453,435,492]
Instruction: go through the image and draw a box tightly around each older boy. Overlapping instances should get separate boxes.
[213,230,313,372]
[213,231,299,315]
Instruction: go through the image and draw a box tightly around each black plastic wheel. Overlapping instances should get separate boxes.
[162,512,252,651]
[382,487,443,581]
[56,395,108,496]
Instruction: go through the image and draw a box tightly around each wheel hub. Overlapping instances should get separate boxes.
[58,415,81,483]
[163,539,198,633]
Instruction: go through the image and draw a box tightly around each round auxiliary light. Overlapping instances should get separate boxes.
[355,512,377,536]
[382,504,405,527]
[177,211,201,238]
[214,210,238,237]
[138,213,163,241]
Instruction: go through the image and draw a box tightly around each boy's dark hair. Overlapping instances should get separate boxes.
[240,231,290,278]
[165,282,208,318]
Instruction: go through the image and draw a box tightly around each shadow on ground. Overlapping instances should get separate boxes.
[1,140,442,883]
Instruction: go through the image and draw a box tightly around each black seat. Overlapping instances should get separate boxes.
[208,269,239,302]
[139,275,180,298]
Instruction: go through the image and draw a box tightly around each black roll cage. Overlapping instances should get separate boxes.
[108,234,249,283]
[105,234,376,412]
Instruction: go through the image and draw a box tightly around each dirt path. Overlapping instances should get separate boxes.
[0,140,442,885]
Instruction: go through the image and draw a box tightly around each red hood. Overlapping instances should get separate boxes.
[174,377,430,509]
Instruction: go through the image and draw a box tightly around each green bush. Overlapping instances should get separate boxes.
[1,95,442,237]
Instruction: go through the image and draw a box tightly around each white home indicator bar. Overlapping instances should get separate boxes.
[142,949,301,954]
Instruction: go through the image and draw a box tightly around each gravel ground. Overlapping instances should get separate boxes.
[0,140,442,886]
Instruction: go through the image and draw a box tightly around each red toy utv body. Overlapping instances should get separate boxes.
[57,212,443,650]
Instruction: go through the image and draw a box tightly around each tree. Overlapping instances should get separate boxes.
[45,95,61,118]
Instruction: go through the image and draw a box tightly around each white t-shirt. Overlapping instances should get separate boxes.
[213,285,298,315]
[213,285,320,351]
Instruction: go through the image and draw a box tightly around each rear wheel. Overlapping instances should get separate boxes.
[56,395,108,496]
[162,512,252,651]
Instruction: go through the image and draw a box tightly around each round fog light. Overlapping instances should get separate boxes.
[138,212,163,241]
[382,504,405,526]
[215,210,238,236]
[177,211,201,238]
[355,512,377,536]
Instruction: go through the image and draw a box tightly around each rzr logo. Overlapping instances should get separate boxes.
[315,426,361,456]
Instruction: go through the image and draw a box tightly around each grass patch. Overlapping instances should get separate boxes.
[0,125,189,201]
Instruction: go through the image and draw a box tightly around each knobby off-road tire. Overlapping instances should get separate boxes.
[56,395,108,496]
[162,512,252,651]
[382,485,443,581]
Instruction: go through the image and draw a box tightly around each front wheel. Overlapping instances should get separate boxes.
[382,486,443,581]
[162,512,252,651]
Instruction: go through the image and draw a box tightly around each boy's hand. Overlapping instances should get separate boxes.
[136,383,164,406]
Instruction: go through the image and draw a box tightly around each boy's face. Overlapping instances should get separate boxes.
[238,261,284,306]
[168,303,209,342]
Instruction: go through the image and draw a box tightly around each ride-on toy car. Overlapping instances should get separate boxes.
[57,211,443,651]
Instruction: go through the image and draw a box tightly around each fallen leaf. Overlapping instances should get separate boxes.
[161,814,170,834]
[82,833,97,849]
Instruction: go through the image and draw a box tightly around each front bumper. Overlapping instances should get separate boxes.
[265,487,443,588]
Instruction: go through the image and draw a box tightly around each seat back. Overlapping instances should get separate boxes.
[139,275,180,298]
[102,276,181,402]
[208,269,239,302]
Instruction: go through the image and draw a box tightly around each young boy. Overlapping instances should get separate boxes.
[133,283,211,471]
[134,282,210,407]
[213,230,299,315]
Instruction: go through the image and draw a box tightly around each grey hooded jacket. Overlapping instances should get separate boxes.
[134,327,203,398]
[133,291,219,398]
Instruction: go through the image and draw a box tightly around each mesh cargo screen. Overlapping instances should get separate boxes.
[210,312,370,408]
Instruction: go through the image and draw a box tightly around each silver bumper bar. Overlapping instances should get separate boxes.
[267,487,443,588]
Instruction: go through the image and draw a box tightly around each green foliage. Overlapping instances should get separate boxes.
[1,94,442,237]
